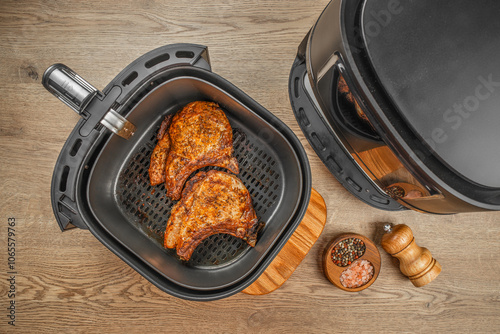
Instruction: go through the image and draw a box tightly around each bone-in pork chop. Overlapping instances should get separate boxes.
[164,101,239,200]
[164,170,262,261]
[148,115,173,186]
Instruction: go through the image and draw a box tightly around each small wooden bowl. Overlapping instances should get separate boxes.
[323,233,381,292]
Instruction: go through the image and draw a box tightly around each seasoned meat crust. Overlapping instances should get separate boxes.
[164,170,262,261]
[165,101,239,200]
[148,101,239,197]
[148,115,173,186]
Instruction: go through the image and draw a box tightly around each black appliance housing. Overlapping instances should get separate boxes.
[289,0,500,214]
[43,44,311,300]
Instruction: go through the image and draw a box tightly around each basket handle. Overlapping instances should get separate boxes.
[46,44,213,231]
[43,64,136,140]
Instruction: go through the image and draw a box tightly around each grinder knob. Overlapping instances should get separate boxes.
[381,224,441,287]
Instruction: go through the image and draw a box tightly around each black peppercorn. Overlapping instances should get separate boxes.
[331,238,366,267]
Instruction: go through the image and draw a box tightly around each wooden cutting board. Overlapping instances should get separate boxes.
[243,188,327,295]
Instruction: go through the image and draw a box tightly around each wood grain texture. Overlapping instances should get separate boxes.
[381,224,442,287]
[243,188,327,295]
[0,0,500,333]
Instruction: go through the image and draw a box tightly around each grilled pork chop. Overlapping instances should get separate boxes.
[164,101,239,200]
[164,170,262,261]
[148,115,173,186]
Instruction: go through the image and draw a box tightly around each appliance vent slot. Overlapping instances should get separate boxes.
[69,139,82,157]
[175,50,195,59]
[370,194,390,205]
[325,155,342,174]
[145,53,171,69]
[297,107,310,127]
[346,177,362,192]
[122,71,138,86]
[310,132,326,151]
[294,77,300,98]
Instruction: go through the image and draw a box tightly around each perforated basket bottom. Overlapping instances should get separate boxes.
[116,126,282,268]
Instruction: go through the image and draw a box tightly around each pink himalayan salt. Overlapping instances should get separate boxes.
[339,259,374,288]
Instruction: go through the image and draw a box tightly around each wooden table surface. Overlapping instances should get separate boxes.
[1,0,499,332]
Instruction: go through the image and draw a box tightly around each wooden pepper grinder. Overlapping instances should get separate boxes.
[381,223,441,287]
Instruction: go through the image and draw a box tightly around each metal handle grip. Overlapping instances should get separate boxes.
[43,63,136,139]
[42,64,99,115]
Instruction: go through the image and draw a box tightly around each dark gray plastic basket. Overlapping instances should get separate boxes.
[44,44,311,300]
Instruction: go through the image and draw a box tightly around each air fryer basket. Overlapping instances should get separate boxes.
[88,75,304,290]
[44,44,311,300]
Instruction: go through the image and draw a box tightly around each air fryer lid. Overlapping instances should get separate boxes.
[361,0,500,187]
[292,0,500,213]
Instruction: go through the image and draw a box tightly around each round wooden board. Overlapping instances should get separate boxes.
[242,188,327,295]
[322,233,381,292]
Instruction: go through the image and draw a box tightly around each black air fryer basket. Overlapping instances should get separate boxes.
[43,44,311,300]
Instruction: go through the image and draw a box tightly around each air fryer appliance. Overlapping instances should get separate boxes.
[43,44,311,300]
[289,0,500,213]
